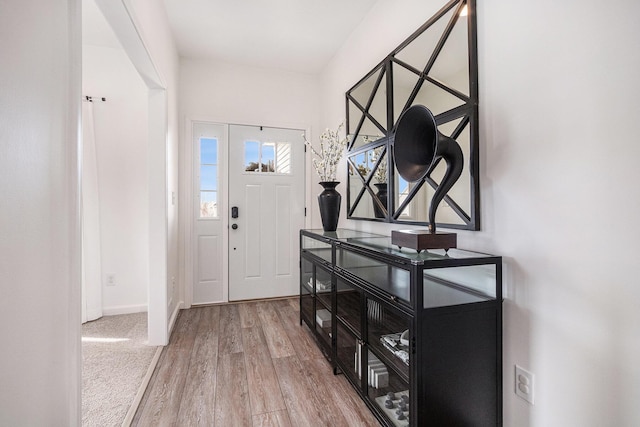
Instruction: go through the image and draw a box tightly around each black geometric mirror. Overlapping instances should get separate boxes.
[346,0,479,230]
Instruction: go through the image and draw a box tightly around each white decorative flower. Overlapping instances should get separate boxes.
[303,122,349,182]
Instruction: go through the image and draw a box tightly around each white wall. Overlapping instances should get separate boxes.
[321,0,640,425]
[180,59,321,128]
[179,59,320,303]
[89,0,179,343]
[0,0,81,425]
[125,0,181,327]
[83,44,149,314]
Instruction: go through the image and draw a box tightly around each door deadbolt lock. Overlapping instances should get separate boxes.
[231,223,238,230]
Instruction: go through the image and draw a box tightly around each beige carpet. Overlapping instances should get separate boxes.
[82,313,158,427]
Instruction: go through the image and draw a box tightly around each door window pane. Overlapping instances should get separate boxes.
[276,143,291,173]
[262,143,275,172]
[244,141,260,171]
[244,140,292,174]
[200,191,217,218]
[201,137,218,164]
[200,165,217,191]
[199,137,218,218]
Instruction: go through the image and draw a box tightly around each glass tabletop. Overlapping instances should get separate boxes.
[303,229,497,264]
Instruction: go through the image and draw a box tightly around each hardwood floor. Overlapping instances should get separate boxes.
[132,298,380,427]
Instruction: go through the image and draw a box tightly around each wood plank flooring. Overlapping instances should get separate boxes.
[132,298,379,427]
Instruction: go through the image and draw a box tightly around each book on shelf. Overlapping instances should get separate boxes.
[355,342,389,389]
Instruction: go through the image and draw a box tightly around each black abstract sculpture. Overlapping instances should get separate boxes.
[392,105,463,250]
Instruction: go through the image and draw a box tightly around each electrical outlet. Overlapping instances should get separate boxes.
[105,273,116,287]
[515,365,534,404]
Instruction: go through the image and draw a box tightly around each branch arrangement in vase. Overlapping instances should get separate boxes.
[303,122,348,182]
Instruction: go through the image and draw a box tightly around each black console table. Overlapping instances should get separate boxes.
[299,229,502,426]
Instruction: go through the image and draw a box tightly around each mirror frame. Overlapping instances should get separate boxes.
[345,0,479,230]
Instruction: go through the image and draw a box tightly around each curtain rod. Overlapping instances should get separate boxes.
[84,95,106,102]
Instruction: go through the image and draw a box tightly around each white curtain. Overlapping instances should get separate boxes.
[81,100,103,323]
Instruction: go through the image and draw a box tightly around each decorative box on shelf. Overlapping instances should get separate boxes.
[315,309,331,328]
[391,229,457,252]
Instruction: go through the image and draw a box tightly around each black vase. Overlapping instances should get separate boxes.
[318,181,341,231]
[373,182,388,219]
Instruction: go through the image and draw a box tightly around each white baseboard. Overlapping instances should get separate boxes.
[86,307,103,322]
[168,302,181,338]
[102,304,148,316]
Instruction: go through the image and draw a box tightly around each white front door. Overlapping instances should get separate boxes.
[192,122,227,304]
[228,124,306,301]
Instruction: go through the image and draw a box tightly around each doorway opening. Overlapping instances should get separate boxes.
[81,0,170,424]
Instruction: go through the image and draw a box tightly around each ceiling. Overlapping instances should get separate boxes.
[84,0,378,74]
[161,0,379,74]
[83,0,470,85]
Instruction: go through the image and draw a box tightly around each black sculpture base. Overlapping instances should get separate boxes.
[391,230,457,252]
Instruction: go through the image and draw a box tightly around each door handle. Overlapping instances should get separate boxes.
[231,206,239,218]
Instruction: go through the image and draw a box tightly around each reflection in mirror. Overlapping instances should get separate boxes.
[393,116,470,225]
[351,151,369,180]
[411,79,465,116]
[392,65,466,127]
[435,119,470,220]
[347,66,387,150]
[369,76,387,129]
[348,100,362,140]
[351,68,381,109]
[352,186,377,218]
[392,63,421,124]
[370,148,388,218]
[354,117,385,148]
[348,154,370,218]
[394,5,456,73]
[428,9,469,95]
[346,0,478,229]
[392,2,469,122]
[394,175,431,222]
[348,145,388,219]
[351,68,387,126]
[348,114,386,149]
[393,171,466,226]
